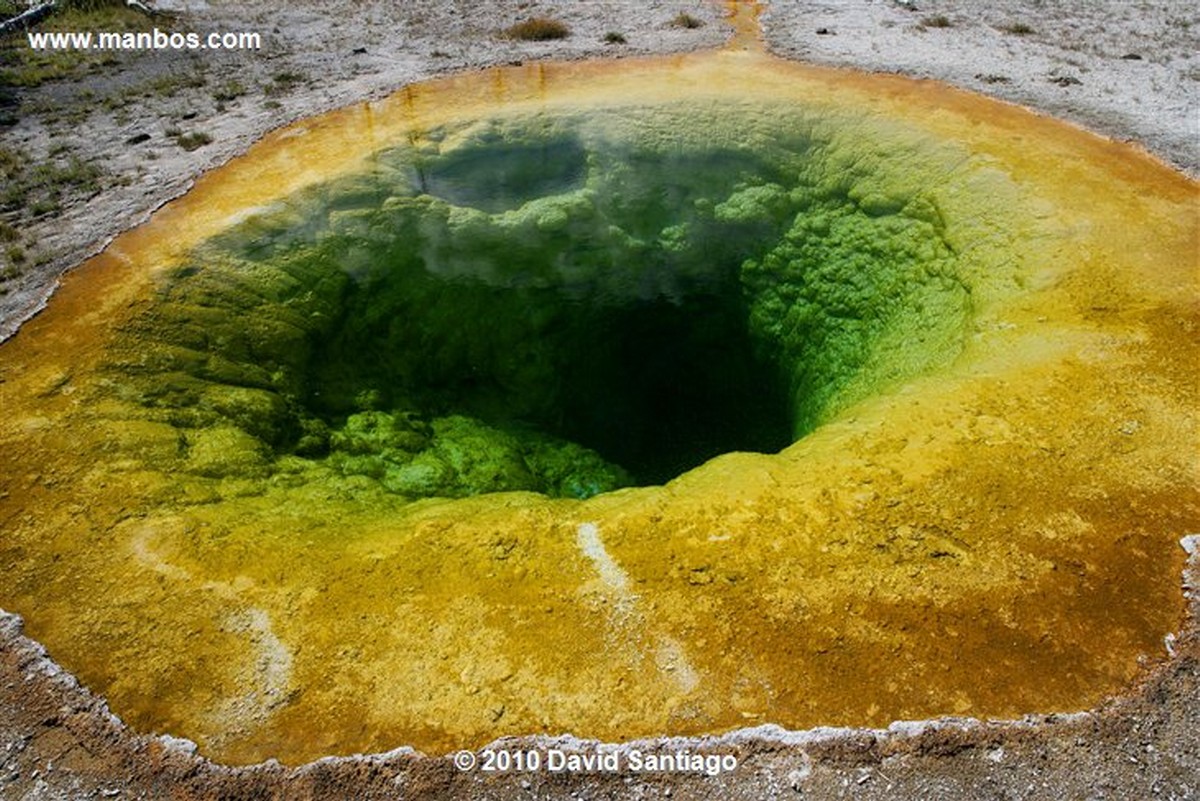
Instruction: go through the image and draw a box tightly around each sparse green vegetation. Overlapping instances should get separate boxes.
[920,14,953,29]
[0,3,152,88]
[503,17,570,41]
[671,13,704,29]
[57,155,100,188]
[6,244,24,264]
[175,131,212,151]
[0,222,17,242]
[213,80,246,103]
[1000,21,1035,35]
[265,70,305,96]
[58,0,130,10]
[0,264,22,289]
[603,31,627,45]
[101,92,126,112]
[145,71,206,98]
[0,147,19,182]
[0,147,102,216]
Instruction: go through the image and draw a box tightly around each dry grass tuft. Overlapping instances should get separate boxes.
[999,21,1035,35]
[504,17,570,41]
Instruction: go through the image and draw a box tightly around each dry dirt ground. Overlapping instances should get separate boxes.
[1,1,1198,799]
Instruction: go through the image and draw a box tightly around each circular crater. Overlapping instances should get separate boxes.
[0,52,1196,765]
[128,109,964,502]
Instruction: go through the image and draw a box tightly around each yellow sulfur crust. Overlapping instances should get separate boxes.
[0,41,1196,766]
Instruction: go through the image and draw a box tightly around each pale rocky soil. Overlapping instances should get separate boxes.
[763,0,1199,177]
[1,1,1198,799]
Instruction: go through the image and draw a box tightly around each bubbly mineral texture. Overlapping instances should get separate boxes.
[113,103,972,498]
[0,49,1196,765]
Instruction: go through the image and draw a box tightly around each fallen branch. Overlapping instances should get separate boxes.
[125,0,156,17]
[0,2,57,36]
[0,0,157,37]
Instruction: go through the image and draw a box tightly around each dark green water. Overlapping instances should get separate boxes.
[114,105,968,500]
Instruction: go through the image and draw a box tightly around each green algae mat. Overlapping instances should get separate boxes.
[0,46,1197,765]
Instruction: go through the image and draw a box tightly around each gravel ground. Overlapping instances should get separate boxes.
[0,1,1197,799]
[762,0,1199,177]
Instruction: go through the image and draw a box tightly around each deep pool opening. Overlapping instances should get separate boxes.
[121,106,969,502]
[307,260,794,489]
[552,290,793,485]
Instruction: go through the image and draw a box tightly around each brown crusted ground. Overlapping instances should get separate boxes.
[1,600,1197,799]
